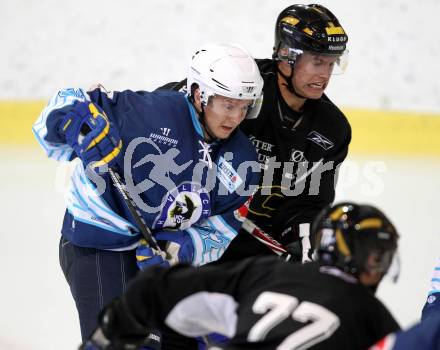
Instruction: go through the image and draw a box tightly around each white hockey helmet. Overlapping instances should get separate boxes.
[187,43,264,119]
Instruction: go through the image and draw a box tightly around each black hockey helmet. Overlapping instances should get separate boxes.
[313,202,399,278]
[273,4,348,63]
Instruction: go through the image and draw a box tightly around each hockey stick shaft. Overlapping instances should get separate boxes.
[108,168,160,251]
[241,218,291,260]
[110,168,211,347]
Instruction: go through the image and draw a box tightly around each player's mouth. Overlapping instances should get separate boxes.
[308,81,327,90]
[221,125,235,133]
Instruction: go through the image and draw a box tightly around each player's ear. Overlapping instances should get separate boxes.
[359,269,382,286]
[359,254,385,289]
[192,88,203,113]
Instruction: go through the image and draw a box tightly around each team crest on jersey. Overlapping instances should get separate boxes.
[153,182,211,230]
[289,148,307,162]
[307,131,334,150]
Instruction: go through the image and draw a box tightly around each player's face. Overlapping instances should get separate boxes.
[280,52,339,99]
[204,96,252,139]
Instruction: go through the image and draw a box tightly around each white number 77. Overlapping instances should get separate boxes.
[248,291,340,350]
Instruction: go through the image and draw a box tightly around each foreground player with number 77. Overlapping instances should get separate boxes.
[82,202,401,350]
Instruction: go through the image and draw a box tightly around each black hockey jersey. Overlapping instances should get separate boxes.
[117,257,399,350]
[240,59,351,240]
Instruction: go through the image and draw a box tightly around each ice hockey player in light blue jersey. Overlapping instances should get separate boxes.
[370,258,440,350]
[32,43,263,346]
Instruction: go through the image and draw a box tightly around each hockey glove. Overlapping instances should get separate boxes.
[80,298,154,350]
[282,223,313,263]
[135,231,194,270]
[59,101,122,169]
[136,238,172,269]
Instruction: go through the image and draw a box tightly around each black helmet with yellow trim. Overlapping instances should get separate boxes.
[273,4,348,63]
[313,202,399,278]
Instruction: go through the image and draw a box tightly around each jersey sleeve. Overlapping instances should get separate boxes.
[184,209,246,266]
[422,257,440,321]
[370,314,440,350]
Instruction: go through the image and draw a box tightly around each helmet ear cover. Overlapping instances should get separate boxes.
[313,202,399,278]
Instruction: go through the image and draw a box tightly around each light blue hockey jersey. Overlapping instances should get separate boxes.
[33,87,260,265]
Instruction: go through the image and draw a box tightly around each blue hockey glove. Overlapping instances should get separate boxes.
[59,101,122,169]
[157,230,195,264]
[136,238,171,269]
[136,231,194,270]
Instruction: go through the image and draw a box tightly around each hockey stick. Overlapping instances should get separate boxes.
[107,168,167,349]
[108,168,160,251]
[77,110,160,251]
[109,168,214,347]
[237,160,325,261]
[241,218,292,261]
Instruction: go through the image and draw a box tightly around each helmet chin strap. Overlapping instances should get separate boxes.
[198,105,219,143]
[277,64,308,100]
[188,93,218,143]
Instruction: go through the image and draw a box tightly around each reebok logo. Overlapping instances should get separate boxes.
[307,131,334,150]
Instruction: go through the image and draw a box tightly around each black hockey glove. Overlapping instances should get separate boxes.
[79,298,160,350]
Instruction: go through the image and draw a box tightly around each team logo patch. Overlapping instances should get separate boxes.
[290,148,307,162]
[154,182,211,230]
[307,131,334,150]
[217,156,243,193]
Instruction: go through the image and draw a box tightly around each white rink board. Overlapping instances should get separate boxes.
[2,0,440,113]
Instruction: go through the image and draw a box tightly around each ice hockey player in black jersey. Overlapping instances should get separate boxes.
[82,202,400,350]
[159,4,352,263]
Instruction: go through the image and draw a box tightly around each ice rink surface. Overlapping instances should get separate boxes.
[1,149,439,349]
